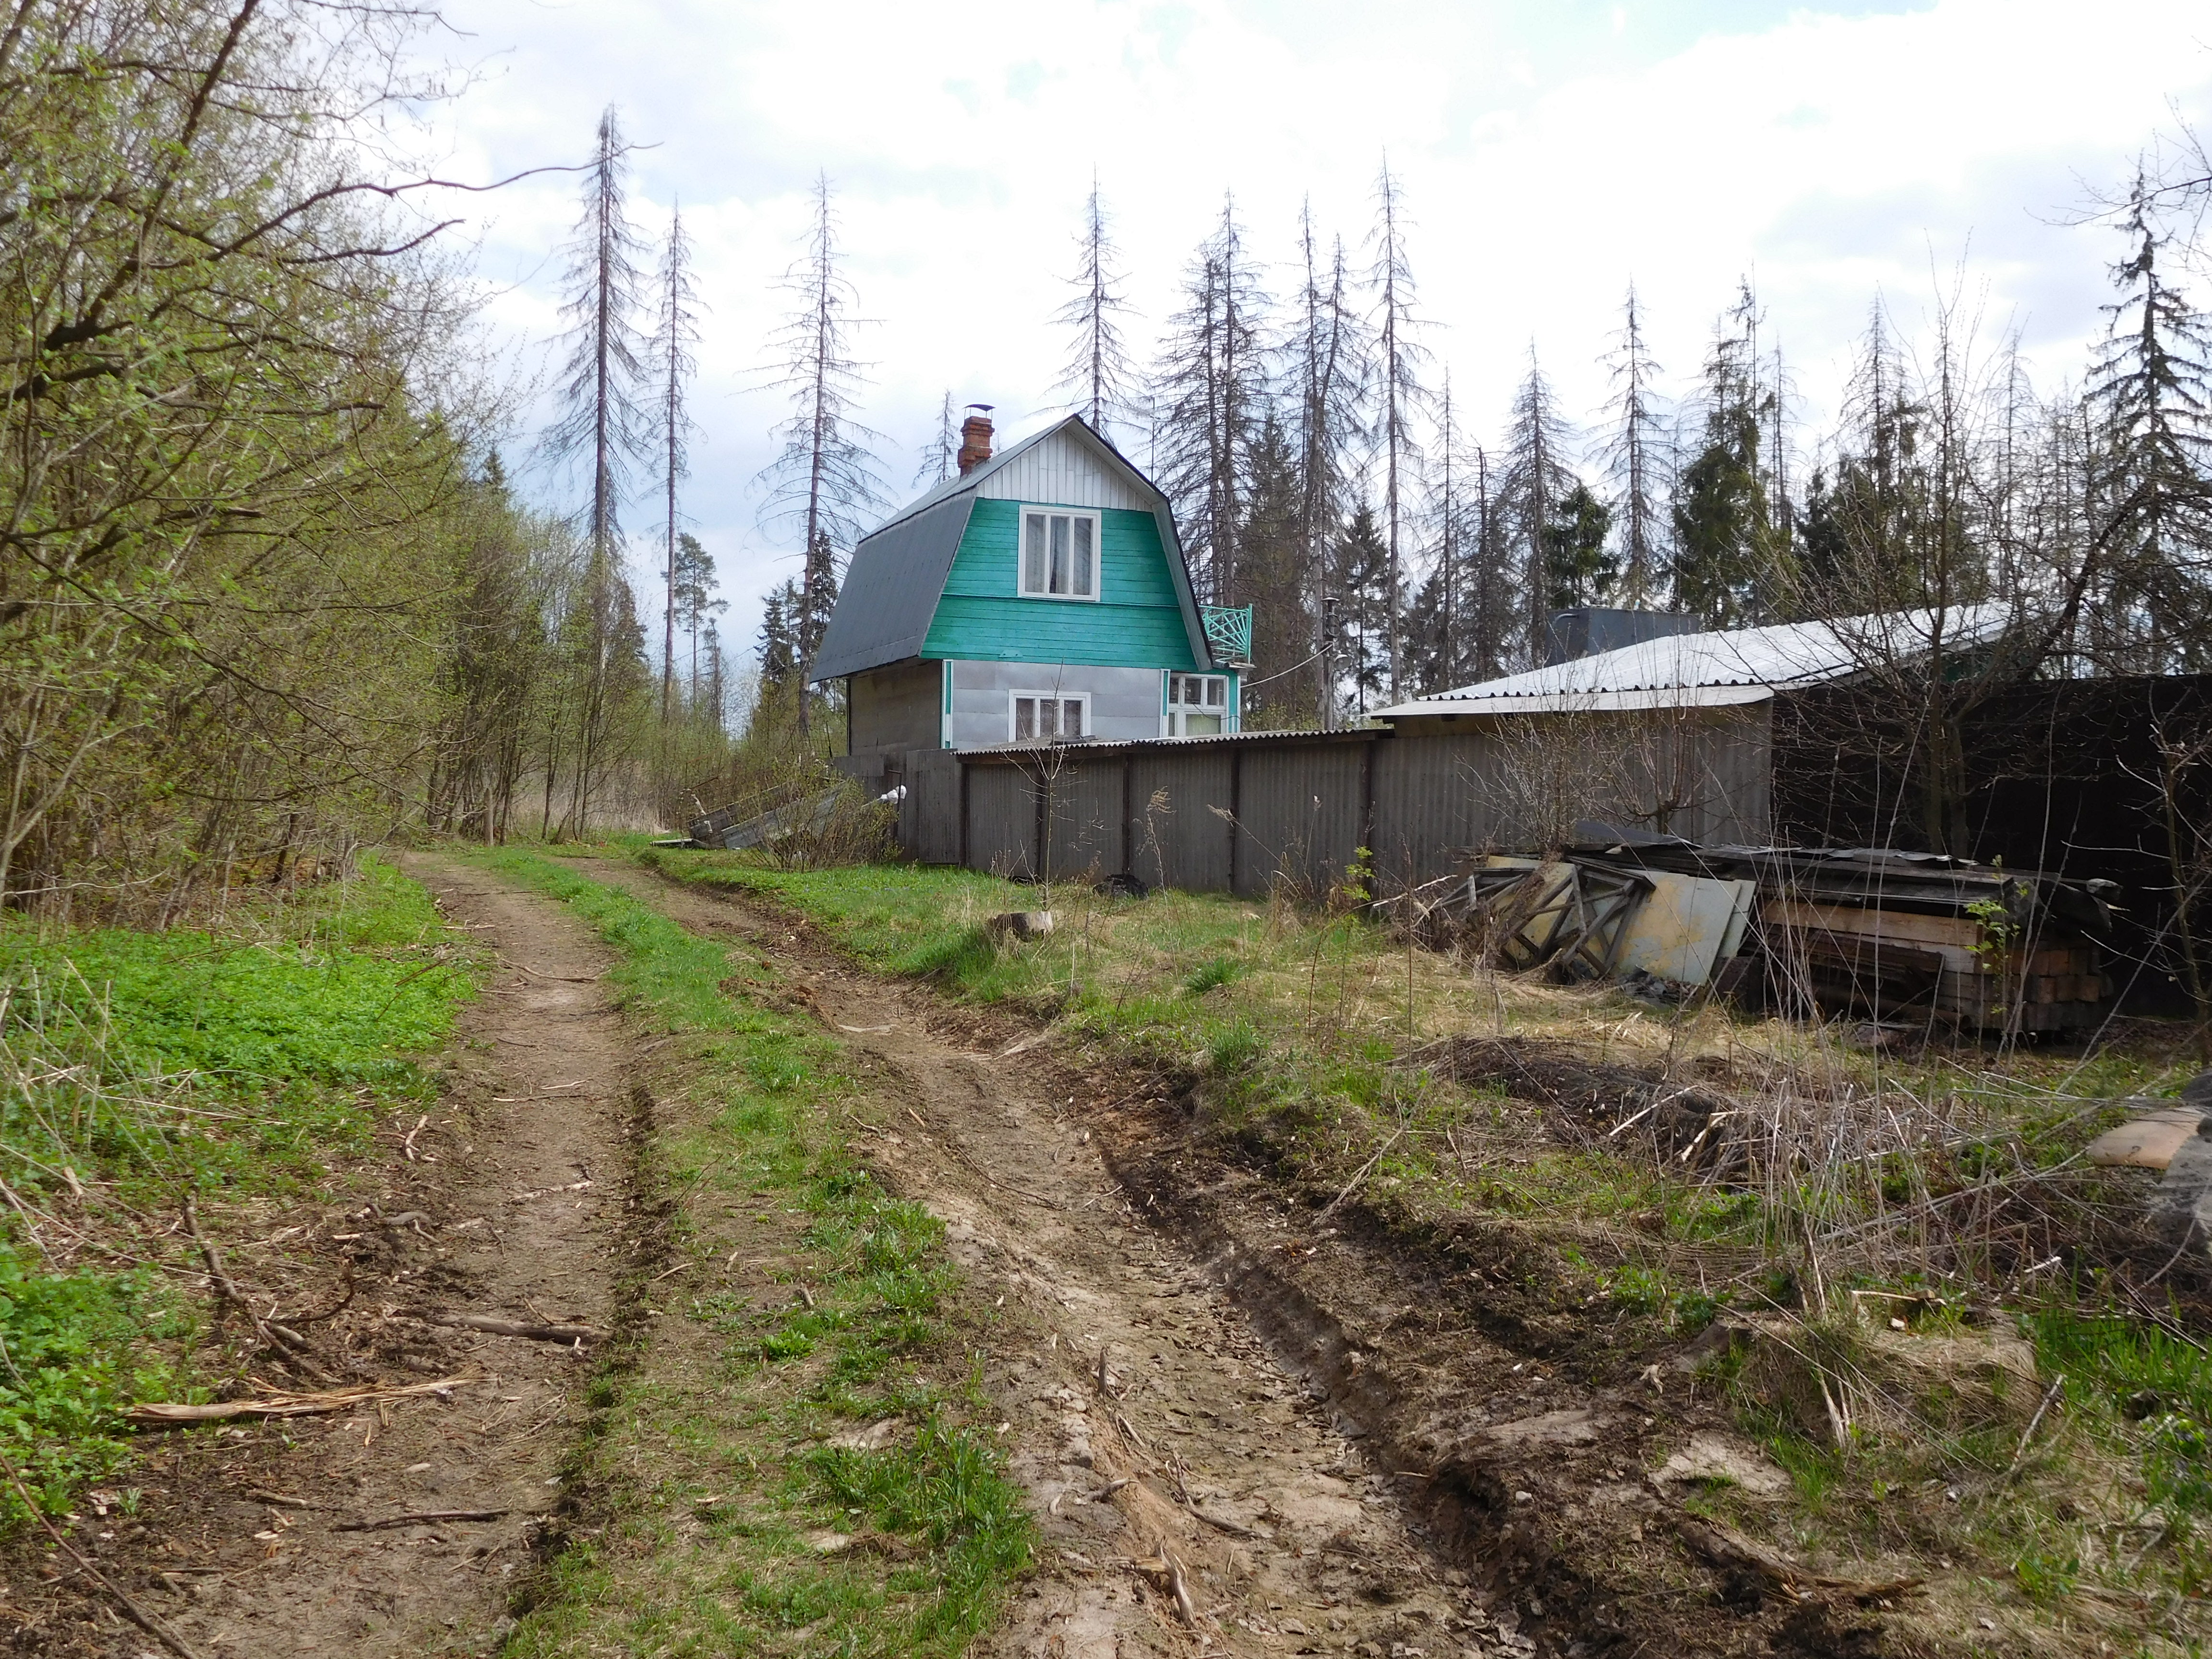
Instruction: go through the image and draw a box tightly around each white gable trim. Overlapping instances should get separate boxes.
[973,425,1151,511]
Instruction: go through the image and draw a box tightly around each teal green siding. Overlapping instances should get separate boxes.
[920,500,1202,669]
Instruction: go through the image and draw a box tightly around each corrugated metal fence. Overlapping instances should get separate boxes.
[896,708,1774,895]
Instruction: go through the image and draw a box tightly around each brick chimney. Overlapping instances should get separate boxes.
[957,403,994,475]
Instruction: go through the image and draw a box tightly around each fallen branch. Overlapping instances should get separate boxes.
[0,1444,204,1659]
[183,1192,336,1383]
[1316,1125,1407,1223]
[332,1507,510,1533]
[1187,1503,1261,1539]
[2001,1374,2067,1488]
[129,1376,481,1424]
[1141,1540,1199,1625]
[1674,1514,1922,1600]
[432,1313,600,1344]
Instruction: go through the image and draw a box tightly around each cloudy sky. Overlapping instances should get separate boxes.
[419,0,2212,656]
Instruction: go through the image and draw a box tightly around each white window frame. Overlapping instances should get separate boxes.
[1164,672,1231,737]
[1009,689,1090,744]
[1015,506,1103,602]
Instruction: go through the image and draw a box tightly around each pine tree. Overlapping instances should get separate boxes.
[651,201,705,721]
[1367,158,1431,697]
[1053,177,1142,441]
[1599,286,1668,607]
[1287,206,1369,725]
[1500,349,1578,662]
[756,174,887,739]
[670,532,726,703]
[2083,175,2212,669]
[1152,193,1268,604]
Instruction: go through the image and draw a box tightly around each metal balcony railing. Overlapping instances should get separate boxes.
[1201,603,1253,666]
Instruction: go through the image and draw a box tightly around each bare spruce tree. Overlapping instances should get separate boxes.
[1408,373,1471,689]
[1153,193,1268,604]
[1600,285,1668,607]
[652,200,705,721]
[916,390,959,487]
[1367,157,1431,697]
[1501,347,1578,663]
[1288,205,1369,725]
[757,174,886,739]
[546,106,652,833]
[1053,177,1142,441]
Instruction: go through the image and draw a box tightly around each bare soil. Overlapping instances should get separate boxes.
[11,854,632,1659]
[595,860,1956,1659]
[23,853,1967,1658]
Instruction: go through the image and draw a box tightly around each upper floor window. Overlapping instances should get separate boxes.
[1019,507,1099,600]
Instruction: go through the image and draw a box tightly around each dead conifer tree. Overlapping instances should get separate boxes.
[1367,157,1431,698]
[1053,176,1142,442]
[1153,192,1268,605]
[651,201,705,722]
[916,390,959,487]
[545,105,652,834]
[756,174,886,741]
[1600,285,1669,608]
[1288,206,1369,725]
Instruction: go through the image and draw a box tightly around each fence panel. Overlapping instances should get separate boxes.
[965,763,1035,878]
[1232,741,1368,897]
[1044,758,1125,884]
[1126,746,1235,891]
[899,717,1777,894]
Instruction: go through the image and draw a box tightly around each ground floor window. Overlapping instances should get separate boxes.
[1166,673,1229,736]
[1011,690,1087,742]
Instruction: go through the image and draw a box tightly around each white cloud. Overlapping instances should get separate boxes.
[419,0,2212,639]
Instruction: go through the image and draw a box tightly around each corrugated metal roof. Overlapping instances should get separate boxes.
[1375,604,2017,717]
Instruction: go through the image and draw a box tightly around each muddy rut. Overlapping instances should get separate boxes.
[589,863,1503,1659]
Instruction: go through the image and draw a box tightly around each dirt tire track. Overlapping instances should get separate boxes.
[601,860,1937,1659]
[26,856,633,1659]
[589,862,1505,1659]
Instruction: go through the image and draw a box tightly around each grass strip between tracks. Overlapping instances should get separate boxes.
[466,848,1032,1659]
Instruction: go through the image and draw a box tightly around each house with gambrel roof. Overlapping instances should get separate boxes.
[812,408,1253,793]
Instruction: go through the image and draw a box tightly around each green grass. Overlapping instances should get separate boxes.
[627,848,2212,1636]
[467,848,1032,1659]
[0,856,478,1519]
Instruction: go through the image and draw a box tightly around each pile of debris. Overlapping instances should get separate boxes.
[1397,822,2117,1034]
[674,784,905,853]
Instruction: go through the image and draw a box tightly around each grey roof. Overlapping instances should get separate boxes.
[811,413,1214,681]
[1375,604,2017,717]
[809,493,975,681]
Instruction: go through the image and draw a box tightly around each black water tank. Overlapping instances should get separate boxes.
[1544,607,1701,665]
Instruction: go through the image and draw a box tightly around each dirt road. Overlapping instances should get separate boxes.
[40,857,632,1659]
[586,861,1498,1658]
[47,852,1872,1658]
